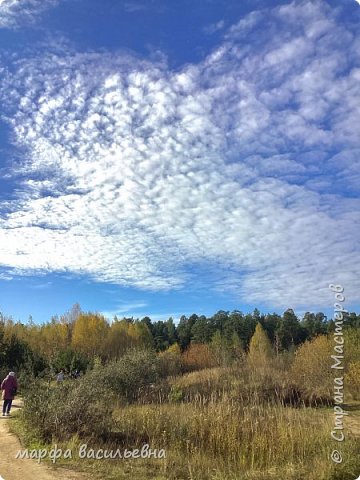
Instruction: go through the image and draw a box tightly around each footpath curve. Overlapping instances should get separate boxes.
[0,400,86,480]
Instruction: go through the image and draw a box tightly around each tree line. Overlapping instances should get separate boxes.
[0,304,359,378]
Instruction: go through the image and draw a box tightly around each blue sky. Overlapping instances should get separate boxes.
[0,0,359,324]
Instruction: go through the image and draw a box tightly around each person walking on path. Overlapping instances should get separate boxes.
[1,371,18,416]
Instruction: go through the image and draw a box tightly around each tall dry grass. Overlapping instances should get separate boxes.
[113,396,344,479]
[110,364,358,480]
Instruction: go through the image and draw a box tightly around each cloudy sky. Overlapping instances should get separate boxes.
[0,0,359,323]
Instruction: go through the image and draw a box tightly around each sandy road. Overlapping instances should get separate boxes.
[346,415,360,438]
[0,400,87,480]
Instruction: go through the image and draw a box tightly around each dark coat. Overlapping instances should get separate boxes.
[1,376,18,400]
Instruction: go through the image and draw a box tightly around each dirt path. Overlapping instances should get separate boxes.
[345,403,360,438]
[0,400,87,480]
[346,415,360,437]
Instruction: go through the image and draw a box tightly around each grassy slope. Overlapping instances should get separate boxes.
[8,372,360,480]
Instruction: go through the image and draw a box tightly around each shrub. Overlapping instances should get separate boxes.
[51,348,89,375]
[89,348,161,401]
[22,377,114,442]
[168,384,184,403]
[158,344,182,377]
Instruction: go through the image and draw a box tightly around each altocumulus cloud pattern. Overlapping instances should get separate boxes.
[0,0,59,28]
[0,0,359,309]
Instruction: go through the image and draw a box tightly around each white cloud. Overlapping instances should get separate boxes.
[101,301,149,320]
[0,0,59,28]
[203,20,225,35]
[122,2,147,13]
[0,1,359,309]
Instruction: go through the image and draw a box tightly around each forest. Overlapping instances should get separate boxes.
[1,304,359,377]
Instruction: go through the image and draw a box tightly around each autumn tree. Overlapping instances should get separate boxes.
[128,321,153,350]
[72,313,109,358]
[230,332,245,361]
[104,319,153,360]
[291,335,333,400]
[210,330,228,366]
[60,303,82,344]
[181,343,215,372]
[39,319,68,360]
[248,323,273,368]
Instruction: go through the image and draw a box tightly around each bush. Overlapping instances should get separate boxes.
[168,384,184,403]
[51,348,89,375]
[88,348,161,402]
[21,348,165,444]
[158,344,182,377]
[22,377,114,442]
